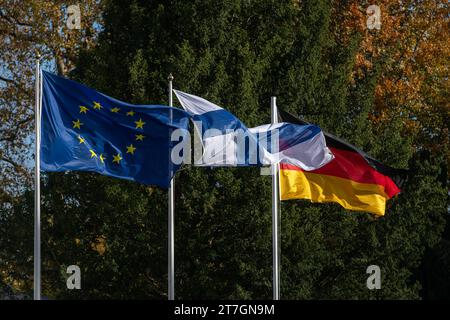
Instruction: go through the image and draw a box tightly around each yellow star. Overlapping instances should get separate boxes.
[93,101,102,110]
[112,153,122,164]
[126,144,136,155]
[99,154,106,163]
[79,106,88,114]
[89,149,97,158]
[135,118,145,129]
[126,111,135,117]
[111,107,120,113]
[135,134,145,141]
[77,135,85,144]
[72,119,83,129]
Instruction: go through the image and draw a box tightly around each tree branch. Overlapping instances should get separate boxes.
[0,75,16,84]
[0,28,35,42]
[0,155,22,171]
[0,10,32,27]
[0,116,34,143]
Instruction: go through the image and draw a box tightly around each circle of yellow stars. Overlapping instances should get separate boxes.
[72,101,147,166]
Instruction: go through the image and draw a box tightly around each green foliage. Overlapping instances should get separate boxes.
[0,0,447,299]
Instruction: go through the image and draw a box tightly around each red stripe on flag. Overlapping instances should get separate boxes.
[280,147,401,198]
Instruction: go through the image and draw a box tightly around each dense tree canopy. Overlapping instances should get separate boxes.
[0,0,448,299]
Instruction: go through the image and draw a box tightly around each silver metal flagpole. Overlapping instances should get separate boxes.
[34,54,41,300]
[168,73,175,300]
[271,96,280,300]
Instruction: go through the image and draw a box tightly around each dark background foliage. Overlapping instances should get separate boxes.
[0,0,448,299]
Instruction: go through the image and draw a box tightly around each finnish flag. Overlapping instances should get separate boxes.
[173,90,333,170]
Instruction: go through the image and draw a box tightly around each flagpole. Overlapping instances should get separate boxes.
[168,73,175,300]
[34,54,41,300]
[271,96,280,300]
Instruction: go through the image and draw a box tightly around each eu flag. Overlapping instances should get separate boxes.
[40,71,189,188]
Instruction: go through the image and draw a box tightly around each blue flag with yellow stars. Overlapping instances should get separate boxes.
[40,71,189,188]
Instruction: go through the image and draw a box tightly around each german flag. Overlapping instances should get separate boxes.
[278,110,408,216]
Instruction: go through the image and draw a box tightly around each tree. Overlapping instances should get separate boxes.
[0,0,101,204]
[336,0,449,174]
[0,0,447,299]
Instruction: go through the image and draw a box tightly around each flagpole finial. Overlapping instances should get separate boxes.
[35,50,41,60]
[168,73,174,82]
